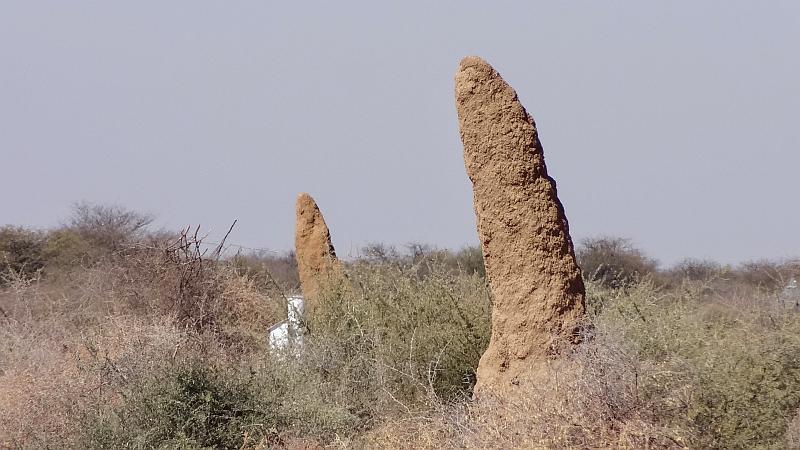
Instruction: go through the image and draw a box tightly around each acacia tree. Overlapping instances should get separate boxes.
[67,201,154,253]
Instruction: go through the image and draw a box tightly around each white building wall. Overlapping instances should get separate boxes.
[268,295,305,351]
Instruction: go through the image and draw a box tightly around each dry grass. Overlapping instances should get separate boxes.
[0,303,186,447]
[0,231,285,448]
[2,218,800,448]
[358,328,690,449]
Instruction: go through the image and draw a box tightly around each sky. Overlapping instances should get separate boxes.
[1,2,798,265]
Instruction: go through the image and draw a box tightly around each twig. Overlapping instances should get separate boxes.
[212,220,238,260]
[382,387,413,414]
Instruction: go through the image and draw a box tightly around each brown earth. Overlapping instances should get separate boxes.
[294,193,340,309]
[455,56,586,393]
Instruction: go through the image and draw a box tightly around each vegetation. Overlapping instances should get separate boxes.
[576,236,659,288]
[1,204,799,448]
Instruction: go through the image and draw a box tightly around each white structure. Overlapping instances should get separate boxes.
[781,277,799,308]
[268,295,305,351]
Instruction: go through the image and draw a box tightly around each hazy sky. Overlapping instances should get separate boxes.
[1,2,798,265]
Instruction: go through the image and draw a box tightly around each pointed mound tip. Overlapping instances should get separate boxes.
[455,56,503,104]
[296,192,317,208]
[458,55,489,70]
[457,56,497,79]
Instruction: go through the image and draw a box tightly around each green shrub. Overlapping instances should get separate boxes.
[43,228,93,269]
[81,360,286,449]
[307,261,491,407]
[0,226,46,284]
[594,280,800,448]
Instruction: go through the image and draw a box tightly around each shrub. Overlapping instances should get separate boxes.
[409,244,486,278]
[0,309,189,448]
[666,258,724,282]
[0,226,46,285]
[4,209,800,449]
[597,280,800,448]
[365,279,800,449]
[42,228,93,269]
[230,250,300,293]
[358,243,486,279]
[577,236,658,288]
[102,229,284,346]
[449,245,486,277]
[307,260,491,408]
[358,326,689,449]
[734,259,799,292]
[66,202,154,255]
[81,357,288,449]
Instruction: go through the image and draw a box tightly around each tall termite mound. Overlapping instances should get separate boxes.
[294,193,340,307]
[455,56,585,393]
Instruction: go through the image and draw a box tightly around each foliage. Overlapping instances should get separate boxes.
[577,236,659,288]
[67,201,154,254]
[81,359,286,449]
[43,228,93,268]
[666,258,724,282]
[597,280,800,448]
[3,215,800,448]
[734,259,799,292]
[0,226,46,285]
[307,261,491,406]
[359,243,486,278]
[230,250,300,293]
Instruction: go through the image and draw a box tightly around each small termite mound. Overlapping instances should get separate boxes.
[294,193,341,311]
